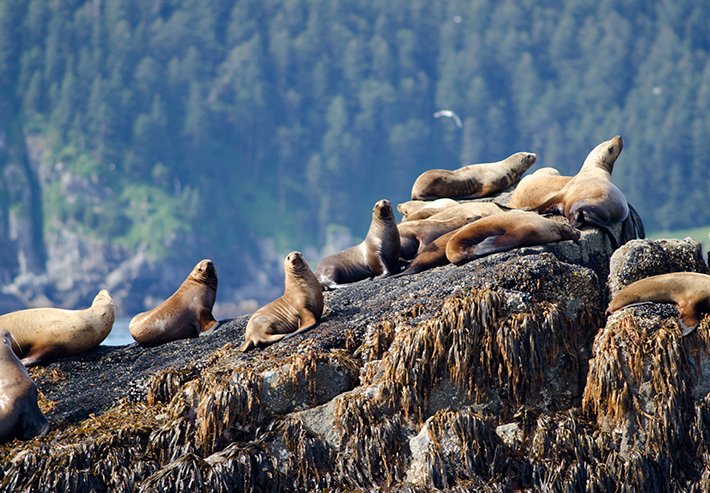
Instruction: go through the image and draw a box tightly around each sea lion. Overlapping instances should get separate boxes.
[240,251,324,352]
[507,168,572,209]
[316,199,401,289]
[394,227,462,277]
[398,203,511,260]
[0,330,50,443]
[532,136,634,249]
[446,211,581,266]
[398,198,459,222]
[606,272,710,336]
[0,290,116,367]
[410,152,537,200]
[129,259,219,347]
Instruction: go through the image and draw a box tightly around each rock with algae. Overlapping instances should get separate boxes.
[3,228,710,492]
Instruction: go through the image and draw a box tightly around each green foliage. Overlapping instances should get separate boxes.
[1,0,709,271]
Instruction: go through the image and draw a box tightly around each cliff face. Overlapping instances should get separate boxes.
[3,226,709,492]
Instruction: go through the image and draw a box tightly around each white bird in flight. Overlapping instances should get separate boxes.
[433,110,463,128]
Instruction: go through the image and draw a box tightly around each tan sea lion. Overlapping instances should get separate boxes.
[410,152,537,200]
[398,198,459,222]
[0,290,116,367]
[446,211,581,266]
[607,272,710,336]
[0,330,50,443]
[531,136,635,249]
[316,199,401,289]
[240,252,324,352]
[129,259,219,347]
[507,167,572,209]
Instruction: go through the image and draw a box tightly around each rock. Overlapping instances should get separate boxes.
[608,237,709,297]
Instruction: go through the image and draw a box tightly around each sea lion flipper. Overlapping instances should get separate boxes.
[199,320,221,337]
[22,407,50,440]
[20,353,42,367]
[677,301,701,336]
[474,231,524,257]
[581,211,619,249]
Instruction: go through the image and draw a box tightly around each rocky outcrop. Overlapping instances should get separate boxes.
[2,229,709,492]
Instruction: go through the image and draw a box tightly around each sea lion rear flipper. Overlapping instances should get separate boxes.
[627,203,645,238]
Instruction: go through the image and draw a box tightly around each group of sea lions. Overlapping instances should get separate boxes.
[2,135,710,444]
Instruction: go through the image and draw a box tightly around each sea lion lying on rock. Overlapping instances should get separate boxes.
[0,290,115,367]
[607,272,710,336]
[410,152,537,200]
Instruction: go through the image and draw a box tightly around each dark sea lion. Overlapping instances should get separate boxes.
[507,168,572,209]
[129,259,219,347]
[0,290,115,367]
[532,136,635,249]
[446,211,581,266]
[0,329,50,443]
[607,272,710,336]
[398,198,459,222]
[411,152,537,200]
[316,199,401,289]
[240,251,324,352]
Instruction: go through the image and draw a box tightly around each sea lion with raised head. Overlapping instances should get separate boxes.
[531,136,638,249]
[130,259,219,347]
[240,251,324,352]
[0,289,115,367]
[607,272,710,336]
[0,329,50,443]
[446,211,581,266]
[411,152,537,200]
[316,199,401,289]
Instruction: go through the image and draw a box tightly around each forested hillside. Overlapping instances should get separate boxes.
[1,0,709,306]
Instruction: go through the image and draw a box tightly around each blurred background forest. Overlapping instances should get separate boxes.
[0,0,709,314]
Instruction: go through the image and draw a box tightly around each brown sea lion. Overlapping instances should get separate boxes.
[129,259,219,347]
[398,198,459,222]
[410,152,537,200]
[507,168,572,209]
[446,211,581,266]
[0,290,115,367]
[0,330,50,443]
[607,272,710,336]
[240,251,324,352]
[398,203,511,260]
[394,227,462,277]
[531,136,634,249]
[316,199,401,289]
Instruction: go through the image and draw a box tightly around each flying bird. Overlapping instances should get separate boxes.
[433,110,463,128]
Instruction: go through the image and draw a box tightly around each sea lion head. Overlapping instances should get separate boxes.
[521,152,537,168]
[191,259,218,287]
[93,289,115,307]
[285,251,310,274]
[374,199,394,220]
[1,329,11,348]
[584,135,624,174]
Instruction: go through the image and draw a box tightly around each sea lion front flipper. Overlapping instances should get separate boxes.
[474,230,525,257]
[199,320,221,337]
[21,406,50,440]
[20,353,43,367]
[282,322,318,340]
[676,301,701,336]
[580,210,619,249]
